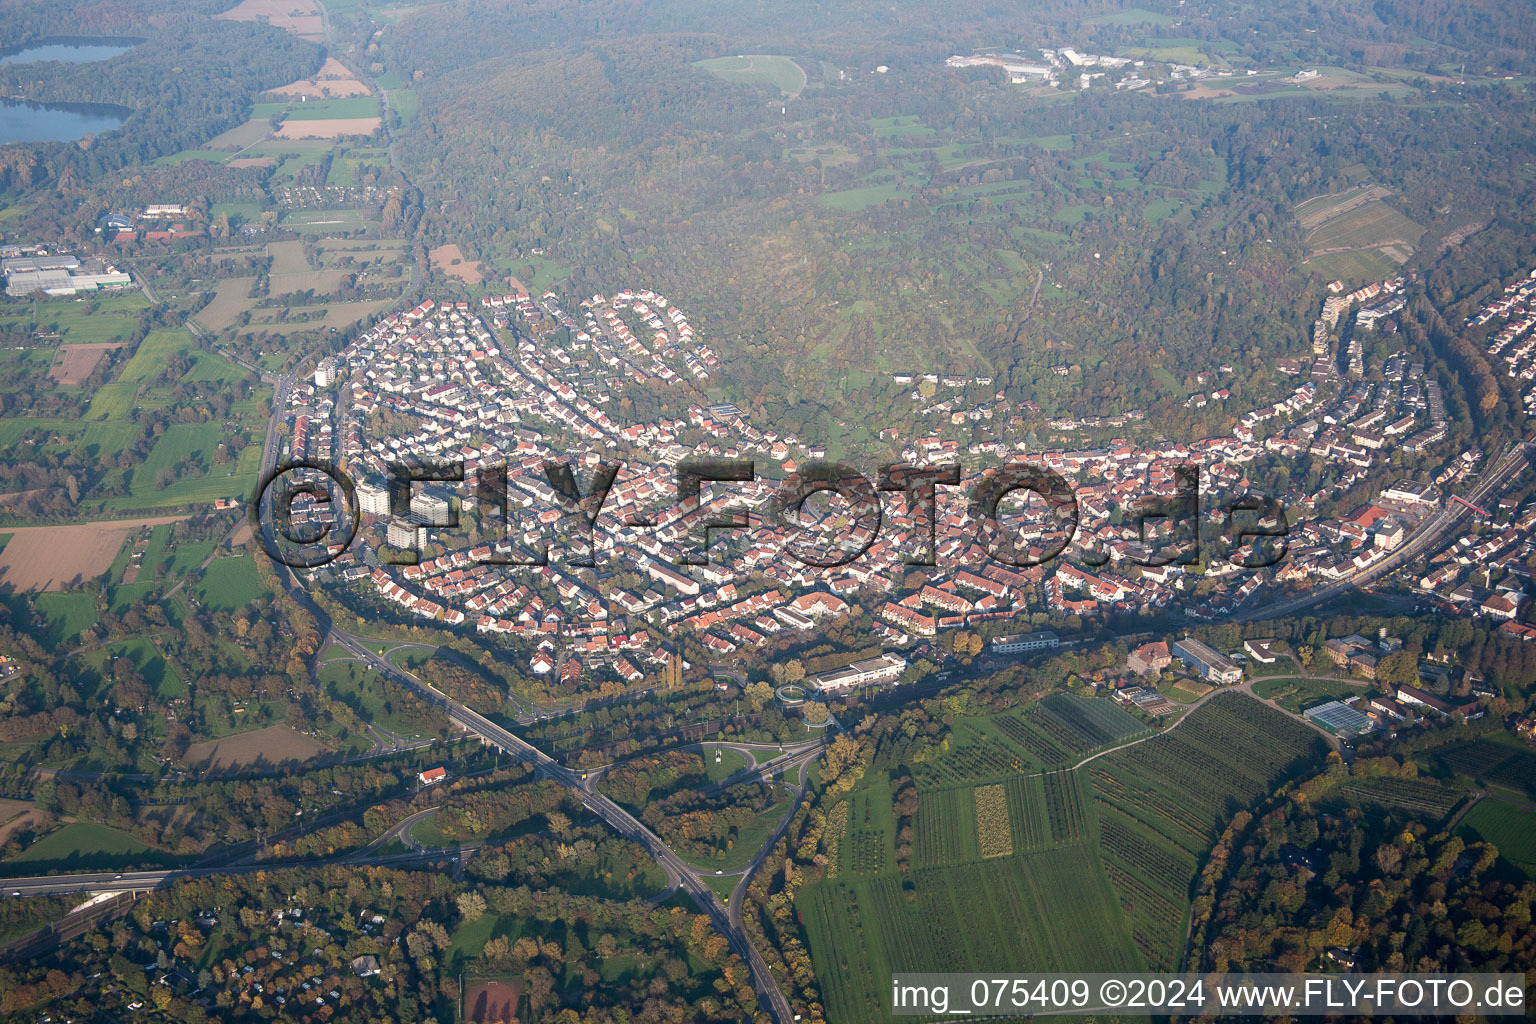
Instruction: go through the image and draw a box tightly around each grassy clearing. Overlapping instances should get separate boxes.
[109,635,186,697]
[118,330,191,383]
[820,182,911,212]
[192,554,268,611]
[1250,675,1364,714]
[10,821,149,863]
[701,745,749,782]
[282,96,378,120]
[695,54,807,96]
[1085,7,1174,25]
[317,657,443,739]
[31,591,99,643]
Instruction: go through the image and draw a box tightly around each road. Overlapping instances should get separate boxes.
[324,627,803,1023]
[1241,441,1532,623]
[0,845,475,900]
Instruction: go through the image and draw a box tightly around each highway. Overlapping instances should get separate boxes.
[324,627,805,1024]
[1,846,474,900]
[1240,440,1532,622]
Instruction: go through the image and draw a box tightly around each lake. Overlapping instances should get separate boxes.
[0,41,135,66]
[0,97,125,144]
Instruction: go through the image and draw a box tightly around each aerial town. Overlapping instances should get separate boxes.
[274,266,1536,703]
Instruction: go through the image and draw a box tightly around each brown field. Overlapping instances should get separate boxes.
[267,240,310,276]
[0,802,43,849]
[429,244,482,284]
[317,238,406,252]
[227,157,277,169]
[506,275,529,296]
[271,58,371,98]
[185,724,325,768]
[215,0,324,42]
[49,342,124,386]
[0,516,185,593]
[238,300,393,336]
[194,277,258,332]
[275,117,381,139]
[464,980,521,1024]
[270,269,349,298]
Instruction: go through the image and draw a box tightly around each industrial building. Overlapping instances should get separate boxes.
[1171,637,1243,684]
[991,630,1060,654]
[809,652,908,692]
[2,253,133,296]
[1303,700,1375,737]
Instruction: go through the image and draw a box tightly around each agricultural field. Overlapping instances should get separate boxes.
[1333,775,1464,819]
[808,694,1159,1023]
[270,58,371,99]
[695,54,807,96]
[429,243,483,283]
[801,842,1139,1024]
[1458,798,1536,879]
[1429,738,1536,800]
[913,693,1146,786]
[214,0,324,42]
[974,783,1011,858]
[1089,694,1327,967]
[186,238,405,347]
[275,117,382,139]
[0,517,182,592]
[183,723,326,769]
[281,97,380,121]
[50,342,125,386]
[195,277,259,332]
[1294,183,1425,279]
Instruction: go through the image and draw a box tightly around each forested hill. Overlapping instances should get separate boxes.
[376,0,1536,432]
[0,11,318,195]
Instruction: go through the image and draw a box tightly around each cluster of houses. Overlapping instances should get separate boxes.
[271,267,1529,686]
[1467,266,1536,413]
